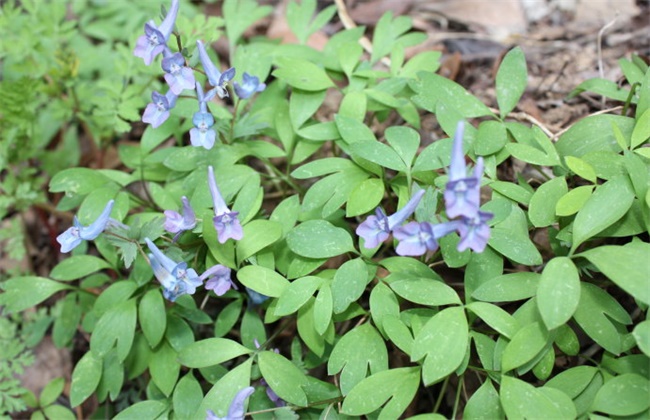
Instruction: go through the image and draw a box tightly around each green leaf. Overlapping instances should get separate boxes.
[328,324,388,395]
[223,0,272,45]
[410,72,493,118]
[578,242,650,305]
[346,178,385,217]
[571,175,635,252]
[113,401,168,420]
[290,89,327,130]
[149,341,179,397]
[472,272,540,302]
[537,257,581,330]
[591,374,650,416]
[53,293,82,348]
[475,120,508,155]
[214,299,243,338]
[385,126,420,168]
[573,282,631,355]
[259,350,309,406]
[138,289,166,348]
[555,185,594,216]
[96,349,124,402]
[349,141,406,171]
[331,258,369,314]
[50,256,111,281]
[1,276,71,313]
[90,299,136,362]
[49,168,113,196]
[178,338,252,368]
[42,405,75,420]
[464,380,504,419]
[545,366,598,398]
[173,373,203,419]
[369,282,400,337]
[631,108,650,149]
[501,321,549,372]
[313,284,333,335]
[236,265,289,298]
[496,47,528,117]
[555,114,632,158]
[236,219,282,264]
[287,220,354,259]
[466,302,519,339]
[39,377,65,407]
[632,320,650,357]
[273,57,334,91]
[528,177,568,227]
[341,367,420,418]
[388,276,461,306]
[500,376,576,419]
[489,203,542,265]
[565,156,597,183]
[275,276,322,316]
[382,315,414,356]
[70,351,102,407]
[196,360,252,417]
[412,307,468,385]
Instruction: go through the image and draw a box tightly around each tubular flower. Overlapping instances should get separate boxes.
[393,220,459,257]
[142,90,178,128]
[134,0,179,65]
[57,200,114,253]
[208,166,243,243]
[456,211,493,253]
[164,196,196,235]
[205,387,255,420]
[161,50,195,94]
[444,121,483,219]
[234,72,266,99]
[356,189,425,248]
[145,238,201,302]
[196,40,235,98]
[190,83,217,149]
[200,264,236,296]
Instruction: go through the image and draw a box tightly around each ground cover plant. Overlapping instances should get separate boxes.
[1,0,649,418]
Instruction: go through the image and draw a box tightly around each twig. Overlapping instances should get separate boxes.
[487,107,555,138]
[551,106,623,141]
[597,13,619,107]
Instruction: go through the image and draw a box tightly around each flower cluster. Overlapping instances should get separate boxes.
[357,122,493,256]
[134,0,266,149]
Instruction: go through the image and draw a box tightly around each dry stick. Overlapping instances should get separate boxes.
[333,0,391,68]
[597,13,619,107]
[551,106,623,141]
[488,107,555,138]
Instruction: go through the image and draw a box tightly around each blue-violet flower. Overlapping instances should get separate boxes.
[444,121,483,219]
[205,386,255,420]
[200,264,236,296]
[234,72,266,99]
[57,200,114,253]
[207,165,243,243]
[133,0,179,65]
[162,50,195,94]
[356,189,425,248]
[142,90,178,128]
[456,211,493,253]
[196,40,235,98]
[164,196,196,235]
[190,83,217,149]
[145,238,201,302]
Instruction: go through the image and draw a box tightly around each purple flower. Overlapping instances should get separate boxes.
[444,121,483,219]
[205,386,255,420]
[208,166,243,243]
[392,221,459,256]
[196,40,235,98]
[456,211,493,252]
[56,200,114,253]
[164,196,196,236]
[190,83,217,150]
[200,264,236,296]
[356,189,425,248]
[145,238,201,302]
[142,90,178,128]
[234,72,266,99]
[133,0,179,65]
[162,50,195,94]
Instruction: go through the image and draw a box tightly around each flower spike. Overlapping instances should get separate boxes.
[133,0,179,65]
[444,121,483,219]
